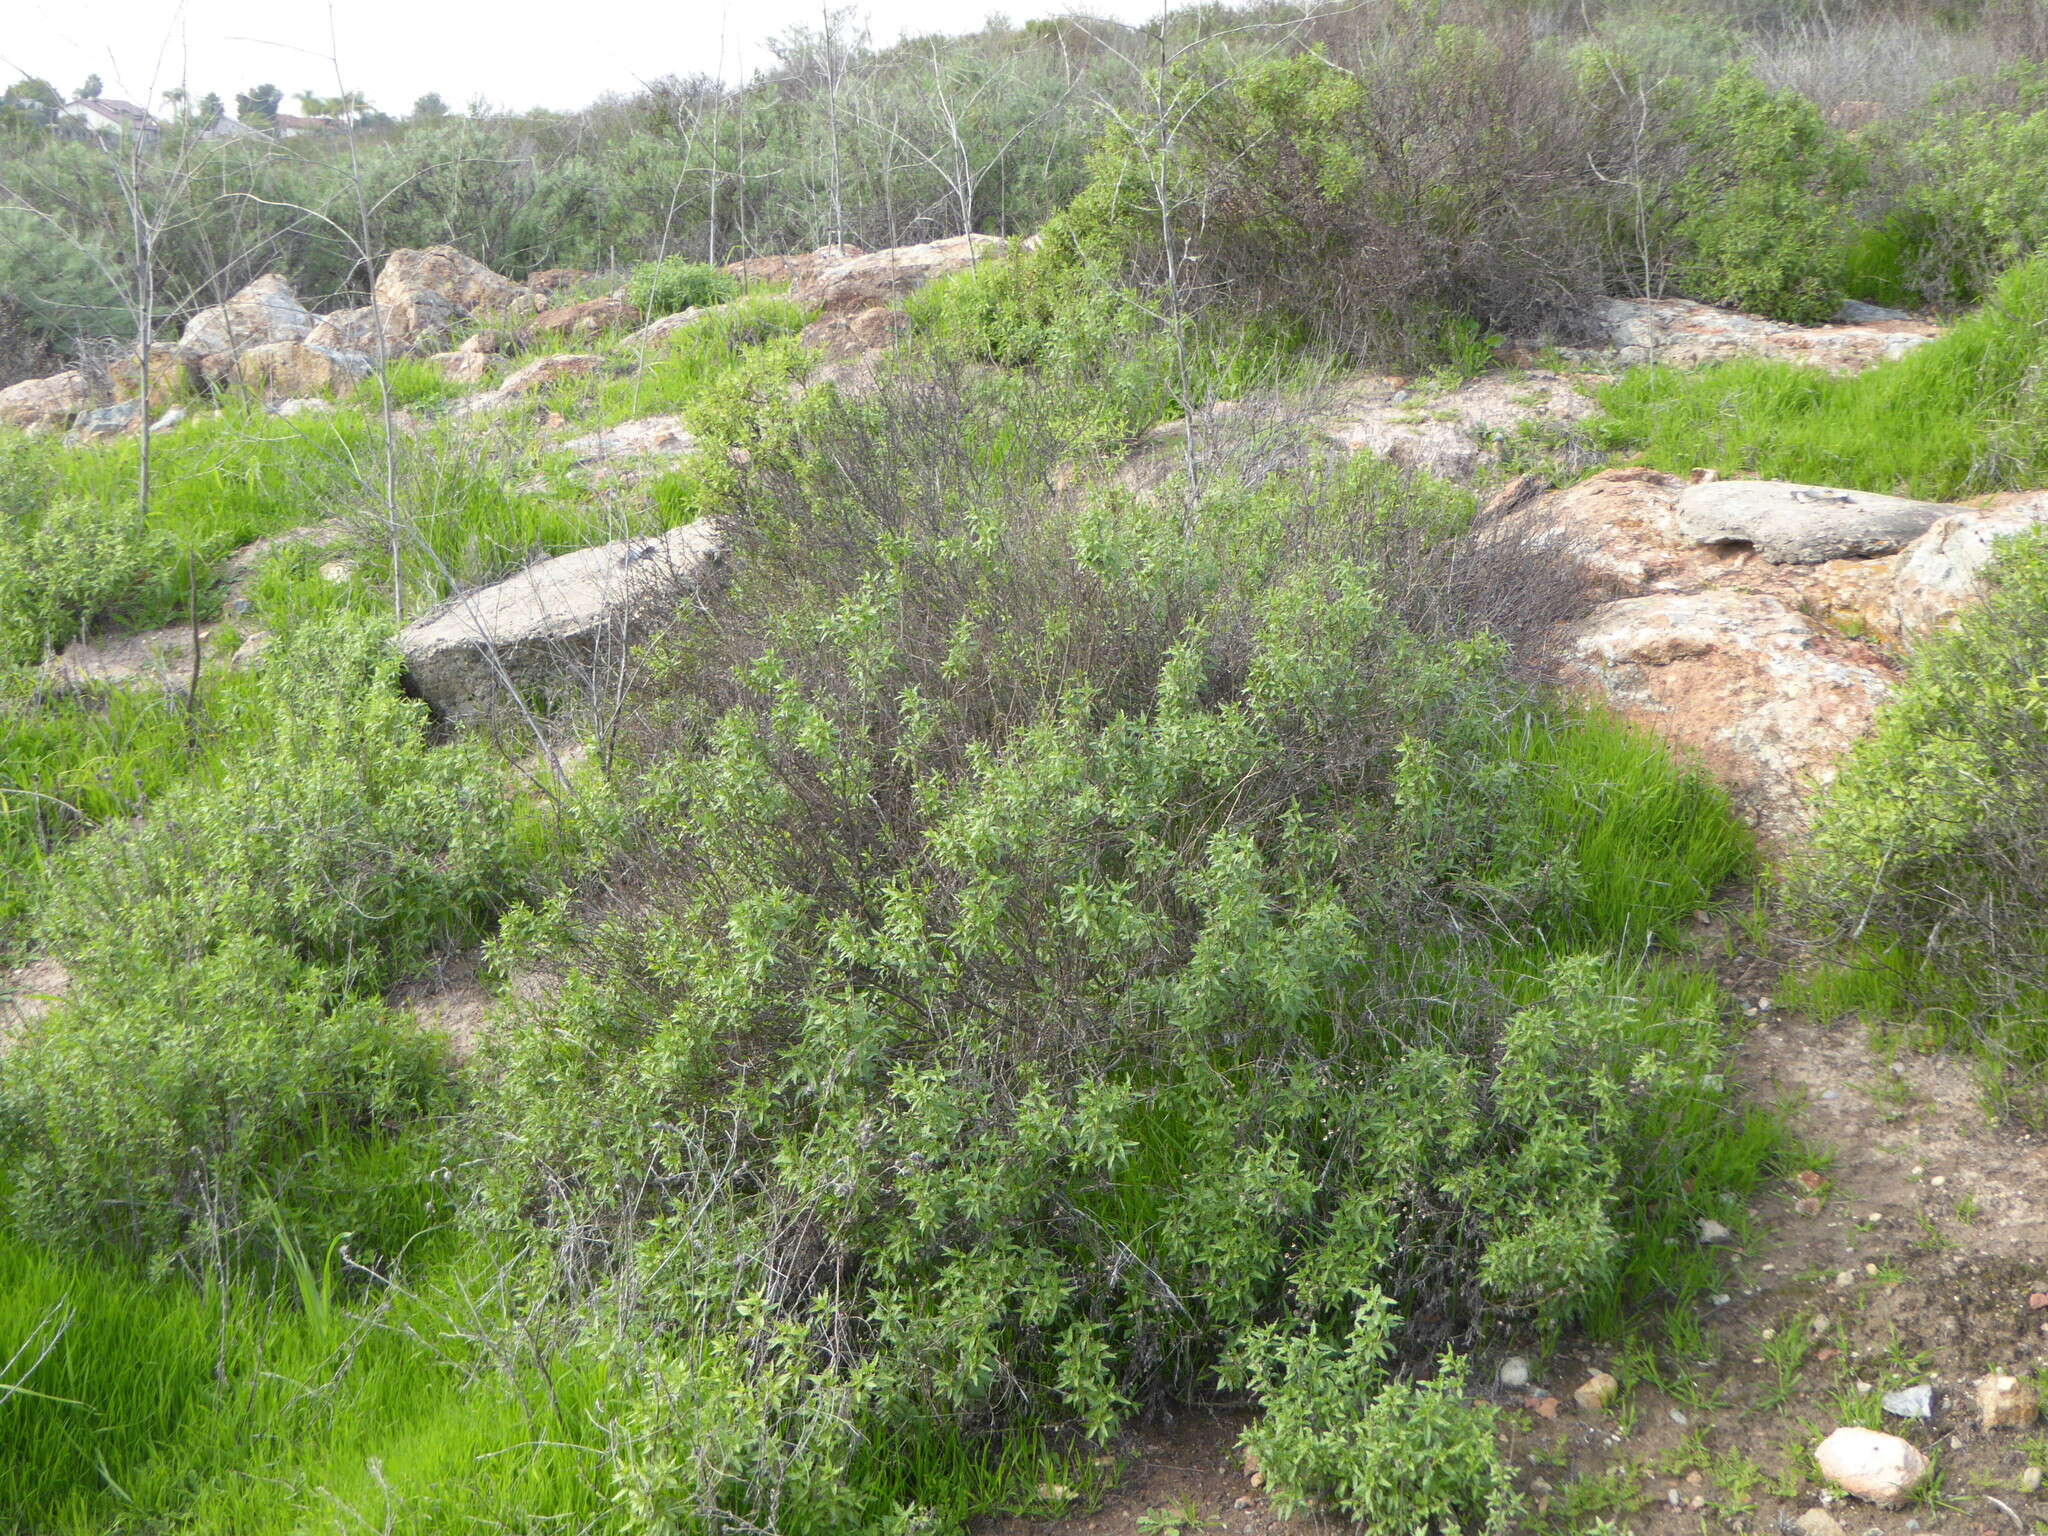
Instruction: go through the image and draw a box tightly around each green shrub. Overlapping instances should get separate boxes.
[1233,1295,1518,1531]
[1800,525,2048,1085]
[0,494,169,662]
[627,256,740,319]
[473,362,1767,1530]
[1891,79,2048,301]
[1671,65,1860,323]
[1,621,518,1265]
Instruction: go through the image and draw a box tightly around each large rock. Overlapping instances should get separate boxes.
[724,244,865,287]
[108,345,195,407]
[397,521,724,721]
[551,415,697,489]
[374,246,528,317]
[530,295,640,338]
[0,369,93,429]
[525,267,597,301]
[1813,1426,1930,1507]
[1563,590,1897,846]
[1676,480,1959,564]
[449,353,606,417]
[1892,495,2048,637]
[305,291,459,357]
[1318,371,1598,482]
[1580,296,1938,373]
[791,234,1007,318]
[64,400,145,443]
[622,305,724,350]
[180,274,314,362]
[229,341,372,399]
[799,304,911,363]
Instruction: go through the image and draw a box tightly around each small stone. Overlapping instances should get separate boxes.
[2027,1292,2048,1311]
[1712,1293,1732,1306]
[1975,1372,2039,1430]
[1815,1426,1931,1507]
[2020,1465,2042,1493]
[1669,1408,1688,1426]
[1794,1510,1849,1536]
[1574,1370,1619,1413]
[1836,1270,1858,1289]
[1882,1384,1935,1420]
[1798,1197,1825,1216]
[1811,1313,1833,1337]
[1497,1356,1530,1389]
[1698,1218,1735,1245]
[1685,1470,1704,1486]
[1929,1174,1946,1187]
[1529,1394,1560,1420]
[1797,1170,1827,1192]
[1529,1478,1553,1495]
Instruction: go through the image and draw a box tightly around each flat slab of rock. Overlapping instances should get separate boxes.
[0,369,94,429]
[450,353,606,417]
[1676,480,1960,564]
[1318,370,1597,481]
[724,243,864,287]
[791,234,1006,318]
[229,340,372,399]
[397,521,723,721]
[1581,296,1938,374]
[530,296,639,338]
[800,305,911,363]
[1564,590,1897,847]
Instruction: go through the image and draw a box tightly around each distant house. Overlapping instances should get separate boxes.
[58,98,162,137]
[198,114,269,142]
[269,113,342,138]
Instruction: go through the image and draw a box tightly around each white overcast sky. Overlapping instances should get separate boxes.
[5,0,1167,115]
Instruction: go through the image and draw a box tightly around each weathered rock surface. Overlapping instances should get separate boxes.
[1975,1372,2040,1429]
[0,369,93,429]
[1563,590,1897,846]
[180,273,314,363]
[524,267,597,301]
[1318,370,1597,481]
[800,304,911,363]
[724,243,865,287]
[229,340,372,398]
[108,345,194,407]
[1813,1426,1929,1506]
[428,348,503,386]
[305,291,458,357]
[530,295,640,338]
[1676,479,1958,564]
[621,307,714,350]
[374,245,528,317]
[64,400,145,442]
[791,234,1006,317]
[557,415,696,478]
[397,521,723,721]
[1580,296,1938,373]
[450,353,606,417]
[46,620,228,690]
[1892,494,2048,637]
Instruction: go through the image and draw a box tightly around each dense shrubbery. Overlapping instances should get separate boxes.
[1800,527,2048,1083]
[0,435,166,661]
[0,624,521,1268]
[465,356,1761,1529]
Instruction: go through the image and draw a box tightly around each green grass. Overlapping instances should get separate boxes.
[0,1230,611,1535]
[1591,256,2048,501]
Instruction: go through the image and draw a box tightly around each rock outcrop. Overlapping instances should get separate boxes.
[799,304,912,363]
[108,345,195,407]
[374,245,528,317]
[1676,480,1955,564]
[530,295,640,338]
[180,274,315,369]
[556,415,697,486]
[1491,468,2048,841]
[0,370,94,429]
[1564,590,1897,846]
[791,234,1006,318]
[397,521,723,721]
[450,353,606,417]
[1578,296,1938,374]
[228,340,373,399]
[724,244,865,287]
[1317,371,1598,481]
[305,291,459,358]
